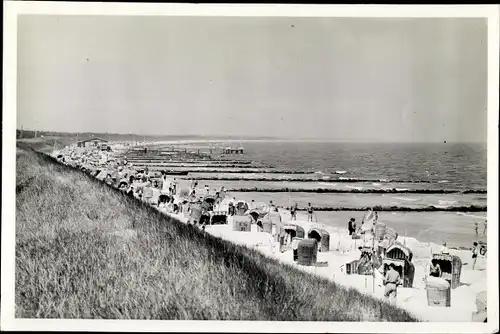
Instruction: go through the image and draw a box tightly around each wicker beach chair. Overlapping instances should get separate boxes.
[432,253,462,289]
[284,224,305,240]
[297,239,318,266]
[386,243,415,288]
[307,228,330,252]
[232,215,252,231]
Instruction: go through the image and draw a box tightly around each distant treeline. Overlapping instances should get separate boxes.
[226,187,487,194]
[294,205,487,212]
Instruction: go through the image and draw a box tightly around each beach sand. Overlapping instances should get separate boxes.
[53,141,488,322]
[152,184,486,322]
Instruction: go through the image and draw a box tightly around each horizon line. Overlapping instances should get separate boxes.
[15,129,487,144]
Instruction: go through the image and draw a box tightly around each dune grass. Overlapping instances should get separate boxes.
[15,145,419,321]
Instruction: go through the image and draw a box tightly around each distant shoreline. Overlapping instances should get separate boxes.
[17,131,486,146]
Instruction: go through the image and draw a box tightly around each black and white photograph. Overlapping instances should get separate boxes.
[2,2,499,333]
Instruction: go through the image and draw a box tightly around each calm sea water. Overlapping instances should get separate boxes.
[236,142,487,189]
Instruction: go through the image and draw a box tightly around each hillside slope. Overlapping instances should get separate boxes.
[15,145,418,321]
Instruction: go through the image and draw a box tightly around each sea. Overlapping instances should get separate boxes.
[156,141,488,247]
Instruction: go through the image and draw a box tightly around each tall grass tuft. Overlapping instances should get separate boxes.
[15,145,419,321]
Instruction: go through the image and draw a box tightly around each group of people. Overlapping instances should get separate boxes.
[54,143,485,306]
[160,172,179,196]
[474,221,487,235]
[288,202,314,221]
[348,211,379,236]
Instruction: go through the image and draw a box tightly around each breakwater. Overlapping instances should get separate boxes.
[225,187,487,194]
[140,168,317,174]
[294,205,487,212]
[188,176,437,183]
[129,163,271,169]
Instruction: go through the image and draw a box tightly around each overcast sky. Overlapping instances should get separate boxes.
[17,16,487,142]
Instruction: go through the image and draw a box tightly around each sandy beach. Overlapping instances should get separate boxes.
[156,187,487,322]
[51,140,488,322]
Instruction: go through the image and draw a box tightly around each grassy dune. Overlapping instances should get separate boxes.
[15,145,418,321]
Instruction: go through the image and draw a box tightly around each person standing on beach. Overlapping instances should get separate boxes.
[117,166,124,181]
[161,172,169,195]
[472,242,479,270]
[291,202,298,220]
[126,185,135,198]
[348,218,353,235]
[348,218,356,235]
[228,202,235,216]
[483,220,487,234]
[307,203,314,222]
[172,178,178,195]
[268,200,276,212]
[474,222,479,236]
[188,180,194,196]
[440,242,450,254]
[383,263,402,302]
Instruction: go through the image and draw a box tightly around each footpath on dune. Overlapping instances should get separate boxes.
[15,145,418,321]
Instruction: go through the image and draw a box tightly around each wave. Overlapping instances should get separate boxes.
[438,200,458,205]
[438,180,450,183]
[456,212,487,219]
[318,182,337,186]
[293,205,487,212]
[391,196,419,202]
[336,171,347,174]
[225,188,486,194]
[345,185,364,191]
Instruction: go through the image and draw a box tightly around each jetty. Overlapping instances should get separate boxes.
[223,146,244,154]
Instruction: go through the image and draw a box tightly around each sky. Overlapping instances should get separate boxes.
[17,16,487,142]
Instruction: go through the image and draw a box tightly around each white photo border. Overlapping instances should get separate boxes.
[2,2,499,333]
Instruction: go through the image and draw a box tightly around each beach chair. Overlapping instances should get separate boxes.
[284,224,305,241]
[307,228,330,252]
[386,243,415,288]
[382,258,406,284]
[432,253,462,289]
[210,211,228,225]
[261,214,273,234]
[426,277,451,307]
[248,209,268,223]
[189,204,202,225]
[236,201,249,216]
[345,260,359,275]
[297,239,318,266]
[232,215,252,232]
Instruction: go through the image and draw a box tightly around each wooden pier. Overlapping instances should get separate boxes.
[223,147,244,154]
